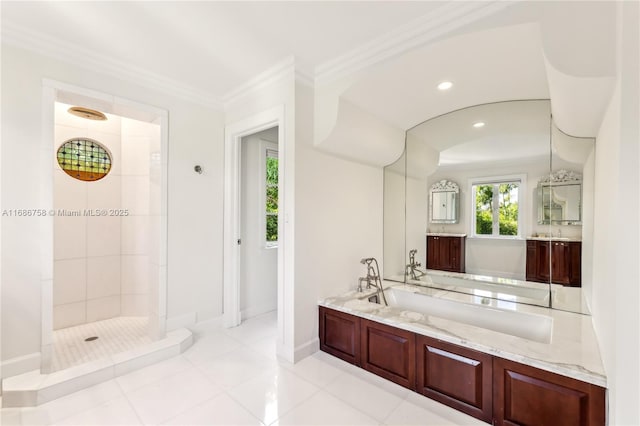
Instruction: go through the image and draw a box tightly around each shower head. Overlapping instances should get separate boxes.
[360,257,372,265]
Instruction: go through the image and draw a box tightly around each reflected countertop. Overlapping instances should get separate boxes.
[528,236,582,242]
[319,283,606,387]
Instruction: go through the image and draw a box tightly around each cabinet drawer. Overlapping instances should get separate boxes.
[416,335,493,422]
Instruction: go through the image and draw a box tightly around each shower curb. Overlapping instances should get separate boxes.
[1,328,193,407]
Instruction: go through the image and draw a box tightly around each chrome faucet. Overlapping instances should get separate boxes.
[358,257,388,305]
[406,249,424,280]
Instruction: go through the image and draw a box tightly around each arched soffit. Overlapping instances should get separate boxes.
[341,23,549,131]
[313,2,617,167]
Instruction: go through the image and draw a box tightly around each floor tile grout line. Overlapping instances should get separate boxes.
[223,365,323,426]
[39,380,129,426]
[320,378,397,424]
[114,366,158,425]
[155,390,245,426]
[379,389,410,426]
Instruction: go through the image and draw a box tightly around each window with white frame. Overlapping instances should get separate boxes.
[264,147,278,247]
[470,175,525,238]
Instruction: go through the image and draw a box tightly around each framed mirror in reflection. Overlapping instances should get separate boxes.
[382,100,595,315]
[430,179,459,223]
[538,170,582,225]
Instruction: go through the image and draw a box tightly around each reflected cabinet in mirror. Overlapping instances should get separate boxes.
[383,100,595,315]
[538,170,582,225]
[430,180,459,223]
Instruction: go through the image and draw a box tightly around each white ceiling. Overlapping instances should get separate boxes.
[1,1,619,140]
[1,1,444,100]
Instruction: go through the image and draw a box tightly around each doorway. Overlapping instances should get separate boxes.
[223,106,294,362]
[239,127,278,321]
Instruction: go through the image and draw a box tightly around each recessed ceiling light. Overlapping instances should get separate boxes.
[473,121,485,128]
[437,81,453,91]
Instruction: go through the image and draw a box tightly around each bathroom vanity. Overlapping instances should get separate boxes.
[425,233,466,273]
[526,238,582,286]
[319,285,605,425]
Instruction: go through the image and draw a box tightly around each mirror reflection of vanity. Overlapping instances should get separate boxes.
[383,99,595,315]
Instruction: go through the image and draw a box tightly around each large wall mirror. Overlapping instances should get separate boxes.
[383,99,595,315]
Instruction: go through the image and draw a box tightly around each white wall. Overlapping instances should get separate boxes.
[591,2,640,424]
[1,44,224,372]
[383,165,406,279]
[294,82,384,355]
[240,130,278,320]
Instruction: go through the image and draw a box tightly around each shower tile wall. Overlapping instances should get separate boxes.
[53,103,154,330]
[120,117,152,317]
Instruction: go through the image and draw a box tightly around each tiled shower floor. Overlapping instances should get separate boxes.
[51,317,152,372]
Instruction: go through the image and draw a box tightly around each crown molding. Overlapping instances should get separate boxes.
[1,22,224,110]
[2,2,512,111]
[314,1,514,86]
[220,56,314,108]
[220,56,295,107]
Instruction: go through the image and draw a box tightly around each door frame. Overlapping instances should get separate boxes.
[223,105,294,362]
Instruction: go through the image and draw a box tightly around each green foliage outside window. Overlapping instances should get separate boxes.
[475,183,519,236]
[266,154,278,243]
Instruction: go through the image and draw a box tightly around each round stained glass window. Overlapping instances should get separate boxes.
[56,138,112,181]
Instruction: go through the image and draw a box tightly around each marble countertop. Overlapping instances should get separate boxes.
[528,236,582,242]
[426,232,467,237]
[319,283,606,387]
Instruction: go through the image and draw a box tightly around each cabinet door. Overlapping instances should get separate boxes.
[360,319,415,390]
[416,335,493,423]
[551,242,571,285]
[493,358,605,426]
[426,236,439,269]
[526,241,538,281]
[568,242,582,287]
[319,307,360,366]
[536,241,551,282]
[448,237,459,271]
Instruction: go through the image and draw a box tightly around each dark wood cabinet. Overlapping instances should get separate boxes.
[319,307,605,425]
[526,239,581,286]
[493,358,605,426]
[416,335,493,423]
[319,306,360,366]
[426,235,466,273]
[361,319,416,390]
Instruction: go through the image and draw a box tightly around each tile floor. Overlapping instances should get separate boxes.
[1,311,486,425]
[51,317,152,372]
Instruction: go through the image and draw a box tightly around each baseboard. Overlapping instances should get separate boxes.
[293,337,319,363]
[241,303,277,322]
[166,312,197,331]
[1,352,41,381]
[193,315,223,329]
[195,309,221,324]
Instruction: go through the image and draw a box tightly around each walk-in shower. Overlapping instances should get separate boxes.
[47,100,163,372]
